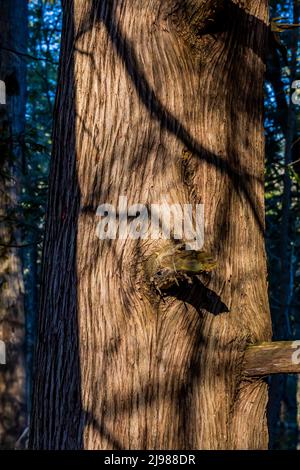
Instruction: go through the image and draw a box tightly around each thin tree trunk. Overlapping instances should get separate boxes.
[30,0,272,449]
[24,238,38,418]
[297,374,300,449]
[268,0,299,449]
[278,7,298,340]
[0,0,28,449]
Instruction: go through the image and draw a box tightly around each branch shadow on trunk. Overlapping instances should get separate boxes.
[76,0,268,234]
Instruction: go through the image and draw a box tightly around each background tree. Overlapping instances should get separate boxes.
[0,0,61,448]
[0,0,28,449]
[265,0,300,449]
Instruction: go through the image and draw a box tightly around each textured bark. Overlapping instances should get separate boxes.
[0,0,27,449]
[166,0,226,45]
[30,0,272,449]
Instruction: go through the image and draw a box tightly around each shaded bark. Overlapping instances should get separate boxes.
[30,0,272,449]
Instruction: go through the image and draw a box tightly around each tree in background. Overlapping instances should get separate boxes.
[0,0,28,449]
[265,0,300,449]
[0,0,61,448]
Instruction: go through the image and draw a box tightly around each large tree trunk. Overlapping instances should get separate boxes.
[30,0,272,449]
[0,0,27,449]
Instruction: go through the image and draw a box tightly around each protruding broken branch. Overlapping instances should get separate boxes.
[243,341,300,377]
[144,243,217,293]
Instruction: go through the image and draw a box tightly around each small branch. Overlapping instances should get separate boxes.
[0,46,58,65]
[243,341,300,376]
[0,240,42,248]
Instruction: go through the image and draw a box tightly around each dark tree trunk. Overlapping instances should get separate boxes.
[30,0,272,449]
[267,0,299,449]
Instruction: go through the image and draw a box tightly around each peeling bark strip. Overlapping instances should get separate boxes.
[243,341,300,376]
[30,0,272,450]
